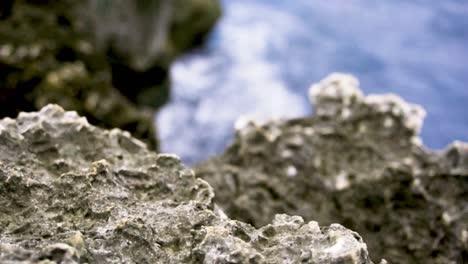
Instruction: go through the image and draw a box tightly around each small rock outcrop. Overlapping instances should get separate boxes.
[196,74,468,263]
[0,105,376,263]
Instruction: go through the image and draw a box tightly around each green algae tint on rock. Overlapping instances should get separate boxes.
[196,73,468,264]
[0,105,378,263]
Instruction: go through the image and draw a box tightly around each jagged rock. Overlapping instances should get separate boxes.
[196,73,468,263]
[0,105,376,263]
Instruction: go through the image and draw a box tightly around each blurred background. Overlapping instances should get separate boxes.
[1,0,467,164]
[159,0,468,163]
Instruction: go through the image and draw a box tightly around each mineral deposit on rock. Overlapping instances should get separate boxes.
[196,73,468,263]
[0,105,376,263]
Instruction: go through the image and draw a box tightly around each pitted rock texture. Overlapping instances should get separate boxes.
[0,105,374,263]
[196,73,468,263]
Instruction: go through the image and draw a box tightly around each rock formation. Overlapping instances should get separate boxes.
[0,105,377,263]
[196,73,468,263]
[0,0,221,148]
[75,0,221,108]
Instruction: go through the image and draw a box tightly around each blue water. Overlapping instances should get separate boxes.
[158,0,468,164]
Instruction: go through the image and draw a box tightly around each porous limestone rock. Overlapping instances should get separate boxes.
[0,105,375,263]
[196,73,468,263]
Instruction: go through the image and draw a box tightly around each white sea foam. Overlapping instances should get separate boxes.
[157,2,309,163]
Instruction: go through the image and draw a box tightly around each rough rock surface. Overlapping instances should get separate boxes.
[0,105,375,263]
[0,0,221,148]
[196,73,468,263]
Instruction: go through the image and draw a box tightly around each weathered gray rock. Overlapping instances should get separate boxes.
[196,73,468,263]
[0,105,375,263]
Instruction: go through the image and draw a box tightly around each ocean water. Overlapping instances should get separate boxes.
[157,0,468,164]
